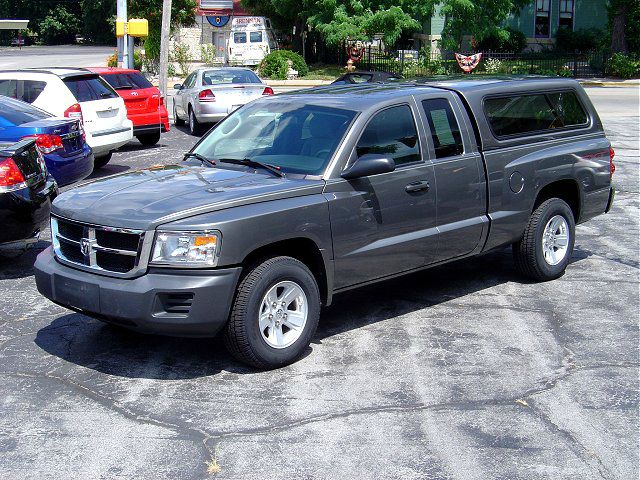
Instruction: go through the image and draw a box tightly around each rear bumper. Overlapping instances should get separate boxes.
[86,120,133,156]
[0,177,57,246]
[195,102,245,123]
[129,108,170,134]
[133,123,168,136]
[45,145,94,187]
[34,247,242,337]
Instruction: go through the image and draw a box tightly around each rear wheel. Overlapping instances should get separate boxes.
[93,152,112,169]
[173,103,185,126]
[513,198,575,281]
[188,107,202,136]
[224,256,321,369]
[137,132,161,146]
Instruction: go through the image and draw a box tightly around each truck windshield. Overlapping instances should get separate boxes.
[192,101,357,175]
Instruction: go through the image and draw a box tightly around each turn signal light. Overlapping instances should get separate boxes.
[21,134,64,154]
[198,89,216,102]
[609,146,616,176]
[262,86,274,95]
[0,157,26,191]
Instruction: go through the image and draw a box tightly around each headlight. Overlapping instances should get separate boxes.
[150,230,221,267]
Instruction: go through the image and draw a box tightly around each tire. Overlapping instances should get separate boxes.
[224,256,321,369]
[188,107,202,136]
[173,103,185,126]
[137,132,161,146]
[513,198,576,281]
[93,152,112,169]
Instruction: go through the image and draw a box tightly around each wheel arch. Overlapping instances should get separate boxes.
[533,178,581,223]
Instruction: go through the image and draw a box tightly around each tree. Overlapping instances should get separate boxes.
[609,0,640,54]
[128,0,197,59]
[79,0,116,45]
[39,6,80,45]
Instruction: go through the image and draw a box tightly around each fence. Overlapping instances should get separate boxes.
[314,45,610,78]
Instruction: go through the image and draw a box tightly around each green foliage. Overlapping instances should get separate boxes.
[201,44,222,66]
[607,53,640,79]
[171,43,193,77]
[439,0,529,51]
[555,27,604,53]
[107,52,118,67]
[476,27,526,53]
[259,50,309,79]
[483,57,506,73]
[80,0,115,44]
[39,6,80,45]
[106,50,144,70]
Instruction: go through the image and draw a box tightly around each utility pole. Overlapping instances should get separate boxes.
[158,0,172,98]
[117,0,129,68]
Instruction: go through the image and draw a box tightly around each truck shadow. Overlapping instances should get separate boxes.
[33,247,593,379]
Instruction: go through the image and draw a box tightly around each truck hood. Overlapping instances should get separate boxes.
[52,164,325,229]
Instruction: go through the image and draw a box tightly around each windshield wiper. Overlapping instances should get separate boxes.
[218,158,285,178]
[183,152,216,166]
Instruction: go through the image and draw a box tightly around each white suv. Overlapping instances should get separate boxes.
[0,68,133,168]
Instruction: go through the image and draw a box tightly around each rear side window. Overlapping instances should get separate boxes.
[233,32,247,43]
[0,96,51,126]
[422,98,464,158]
[0,79,47,104]
[484,91,588,137]
[250,31,263,43]
[103,72,153,90]
[356,105,421,166]
[64,75,118,102]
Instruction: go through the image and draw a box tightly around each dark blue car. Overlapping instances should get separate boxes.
[0,95,93,186]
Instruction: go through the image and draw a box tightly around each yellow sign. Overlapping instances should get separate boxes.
[127,19,149,38]
[115,19,126,37]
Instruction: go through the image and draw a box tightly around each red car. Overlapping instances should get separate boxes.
[87,67,170,146]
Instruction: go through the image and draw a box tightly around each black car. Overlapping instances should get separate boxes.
[331,71,403,85]
[0,138,57,253]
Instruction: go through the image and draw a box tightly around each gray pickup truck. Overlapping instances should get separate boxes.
[35,78,615,368]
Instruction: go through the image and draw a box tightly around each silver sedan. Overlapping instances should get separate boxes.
[173,67,274,135]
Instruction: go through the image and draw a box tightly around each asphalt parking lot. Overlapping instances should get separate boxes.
[0,87,638,479]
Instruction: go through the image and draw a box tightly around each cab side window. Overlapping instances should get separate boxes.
[422,99,464,159]
[356,105,421,166]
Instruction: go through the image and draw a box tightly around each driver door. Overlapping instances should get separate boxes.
[325,103,438,290]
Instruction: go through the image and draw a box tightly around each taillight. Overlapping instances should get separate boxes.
[609,146,616,176]
[21,134,64,154]
[198,89,216,102]
[64,103,82,121]
[262,86,274,95]
[0,157,26,191]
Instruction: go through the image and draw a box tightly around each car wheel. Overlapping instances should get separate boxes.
[224,256,321,369]
[513,198,576,281]
[136,132,161,146]
[188,107,201,136]
[93,152,112,169]
[173,103,185,126]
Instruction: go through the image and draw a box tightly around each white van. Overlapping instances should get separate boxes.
[227,17,278,66]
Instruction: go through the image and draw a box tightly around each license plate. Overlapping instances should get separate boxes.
[53,275,100,312]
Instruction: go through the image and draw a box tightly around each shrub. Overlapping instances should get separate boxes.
[555,27,603,53]
[171,42,193,77]
[39,6,80,45]
[106,50,143,70]
[484,58,506,74]
[607,53,640,79]
[201,43,221,66]
[476,27,527,53]
[258,50,308,79]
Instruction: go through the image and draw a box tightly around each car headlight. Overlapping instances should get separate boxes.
[150,230,221,267]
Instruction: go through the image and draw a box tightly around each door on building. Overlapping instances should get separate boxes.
[212,31,227,63]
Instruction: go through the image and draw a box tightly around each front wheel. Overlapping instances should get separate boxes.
[513,198,576,281]
[224,256,321,369]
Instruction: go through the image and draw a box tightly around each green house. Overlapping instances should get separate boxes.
[418,0,609,50]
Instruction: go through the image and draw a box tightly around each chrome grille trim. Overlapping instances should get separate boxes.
[51,216,153,278]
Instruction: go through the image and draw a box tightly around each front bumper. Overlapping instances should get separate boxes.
[34,247,242,337]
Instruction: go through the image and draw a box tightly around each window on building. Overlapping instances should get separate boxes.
[535,0,551,38]
[422,99,464,159]
[356,105,421,166]
[559,0,574,30]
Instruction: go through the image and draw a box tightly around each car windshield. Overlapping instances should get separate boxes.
[0,95,51,127]
[192,101,357,175]
[202,69,261,85]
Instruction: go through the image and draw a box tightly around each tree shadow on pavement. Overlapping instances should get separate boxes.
[33,247,593,379]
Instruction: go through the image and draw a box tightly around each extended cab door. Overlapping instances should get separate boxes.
[415,93,487,261]
[325,102,438,290]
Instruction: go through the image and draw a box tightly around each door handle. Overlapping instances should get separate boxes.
[405,180,430,193]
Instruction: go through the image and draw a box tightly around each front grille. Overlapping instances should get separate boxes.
[52,216,146,276]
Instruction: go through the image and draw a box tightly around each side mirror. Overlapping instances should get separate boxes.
[173,83,182,90]
[341,154,396,180]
